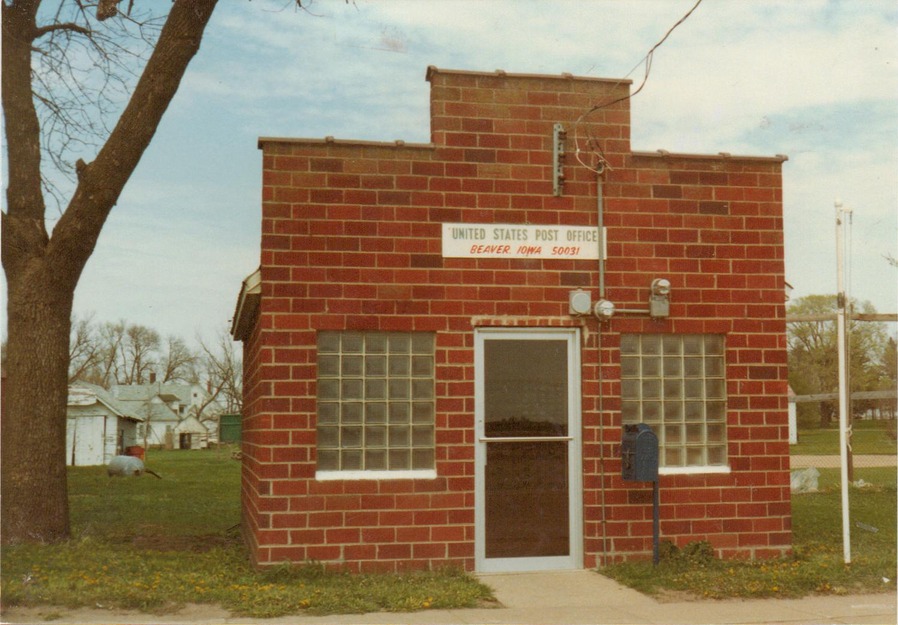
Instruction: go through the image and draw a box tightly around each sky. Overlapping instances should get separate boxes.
[4,0,897,346]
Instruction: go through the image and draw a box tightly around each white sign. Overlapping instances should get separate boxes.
[441,223,601,260]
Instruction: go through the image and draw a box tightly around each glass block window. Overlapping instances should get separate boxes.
[316,332,436,472]
[620,334,727,468]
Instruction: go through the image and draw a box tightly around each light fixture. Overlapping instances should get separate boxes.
[568,289,592,315]
[649,278,671,319]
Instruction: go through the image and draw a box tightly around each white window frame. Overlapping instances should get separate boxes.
[315,331,436,478]
[620,333,729,473]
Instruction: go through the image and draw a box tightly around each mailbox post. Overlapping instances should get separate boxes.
[621,424,660,565]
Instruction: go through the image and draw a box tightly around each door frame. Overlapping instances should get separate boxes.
[473,327,583,572]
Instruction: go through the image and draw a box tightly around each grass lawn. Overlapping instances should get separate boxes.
[792,421,897,456]
[603,467,897,599]
[0,448,493,618]
[4,448,895,615]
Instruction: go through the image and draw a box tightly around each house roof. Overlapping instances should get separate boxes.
[175,414,212,434]
[111,382,206,404]
[231,267,261,342]
[68,381,143,422]
[110,381,217,422]
[119,399,180,423]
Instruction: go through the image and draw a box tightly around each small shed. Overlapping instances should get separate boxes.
[172,414,210,450]
[67,382,142,466]
[219,414,242,443]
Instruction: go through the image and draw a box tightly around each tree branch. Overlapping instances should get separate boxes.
[46,0,219,289]
[34,21,91,38]
[2,1,46,230]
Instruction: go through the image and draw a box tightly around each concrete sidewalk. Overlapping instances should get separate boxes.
[791,454,897,468]
[3,569,896,625]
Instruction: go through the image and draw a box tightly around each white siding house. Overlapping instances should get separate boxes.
[66,382,142,466]
[111,382,221,449]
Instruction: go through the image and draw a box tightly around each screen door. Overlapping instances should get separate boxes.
[474,328,582,572]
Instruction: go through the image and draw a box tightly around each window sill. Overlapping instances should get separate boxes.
[659,465,731,476]
[315,469,438,481]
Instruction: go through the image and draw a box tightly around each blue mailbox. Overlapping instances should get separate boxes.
[621,423,659,482]
[621,423,661,565]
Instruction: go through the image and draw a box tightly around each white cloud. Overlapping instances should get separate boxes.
[74,206,259,343]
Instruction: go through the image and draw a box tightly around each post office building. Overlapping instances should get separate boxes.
[231,67,791,572]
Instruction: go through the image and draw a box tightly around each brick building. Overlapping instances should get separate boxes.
[231,67,791,572]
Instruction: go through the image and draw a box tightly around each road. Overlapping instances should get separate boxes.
[791,454,897,468]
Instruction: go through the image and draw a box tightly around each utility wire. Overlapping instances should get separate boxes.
[574,0,704,173]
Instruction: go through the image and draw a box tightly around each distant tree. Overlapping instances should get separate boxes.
[68,316,201,386]
[875,337,897,420]
[160,335,197,383]
[67,313,101,383]
[96,320,128,387]
[787,294,890,426]
[198,328,243,415]
[881,337,898,383]
[119,323,160,384]
[2,0,219,544]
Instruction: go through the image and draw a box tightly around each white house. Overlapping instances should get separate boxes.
[110,381,222,449]
[66,382,142,466]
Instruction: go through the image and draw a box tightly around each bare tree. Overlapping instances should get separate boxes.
[120,323,160,384]
[69,316,199,386]
[96,319,127,387]
[68,313,100,382]
[160,335,197,383]
[2,0,219,544]
[199,328,243,415]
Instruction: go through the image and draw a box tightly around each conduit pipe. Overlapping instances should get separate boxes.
[597,171,606,298]
[596,169,609,566]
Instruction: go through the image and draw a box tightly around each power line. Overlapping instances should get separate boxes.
[574,0,704,173]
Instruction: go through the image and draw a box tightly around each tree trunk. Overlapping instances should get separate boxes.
[1,0,218,545]
[818,401,834,428]
[2,265,75,542]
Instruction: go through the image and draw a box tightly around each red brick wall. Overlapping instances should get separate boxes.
[239,67,790,570]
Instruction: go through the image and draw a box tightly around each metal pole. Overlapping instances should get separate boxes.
[835,200,851,564]
[653,480,660,566]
